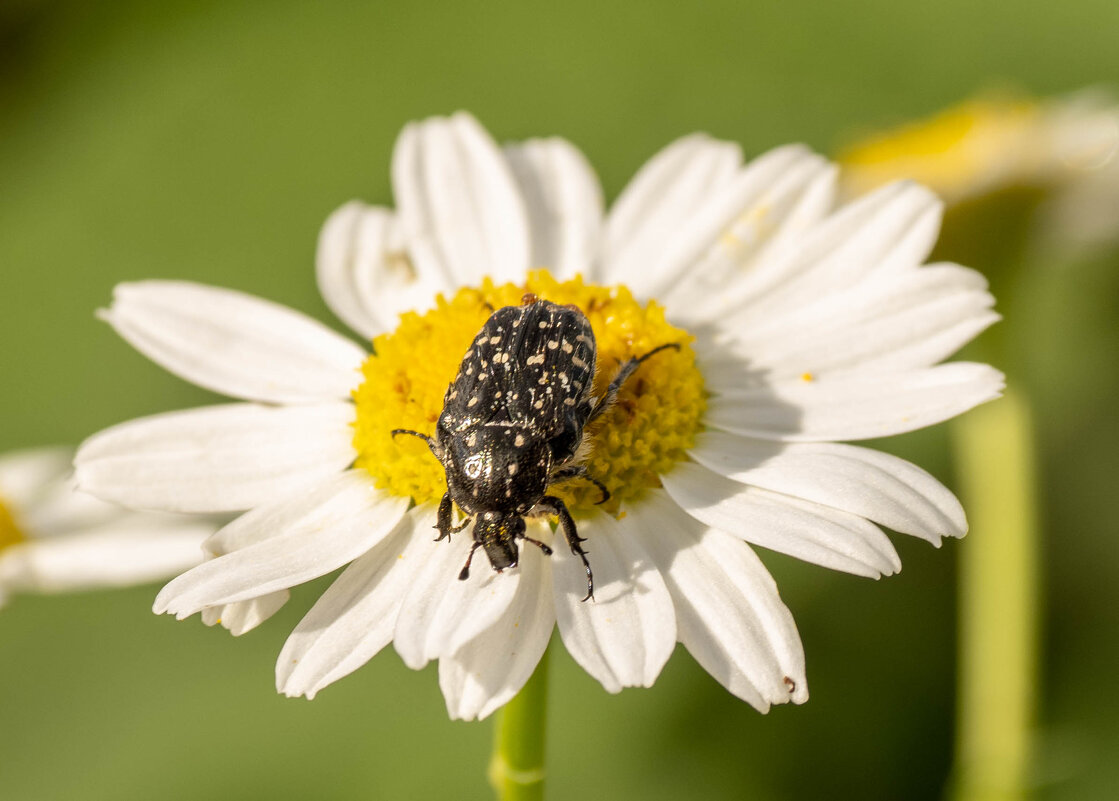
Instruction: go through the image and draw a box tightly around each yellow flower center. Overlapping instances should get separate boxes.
[352,271,705,515]
[838,96,1043,202]
[0,496,25,552]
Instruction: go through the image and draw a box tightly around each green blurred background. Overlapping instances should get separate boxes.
[2,1,1117,798]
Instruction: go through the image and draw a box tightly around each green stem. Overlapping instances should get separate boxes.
[488,644,550,801]
[950,387,1039,801]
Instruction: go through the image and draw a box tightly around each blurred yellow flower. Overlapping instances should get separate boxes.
[840,90,1119,251]
[0,447,214,608]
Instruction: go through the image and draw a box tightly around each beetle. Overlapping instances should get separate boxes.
[393,294,677,601]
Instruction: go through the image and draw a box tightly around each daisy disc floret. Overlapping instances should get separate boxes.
[353,271,704,513]
[0,496,24,552]
[75,111,1004,720]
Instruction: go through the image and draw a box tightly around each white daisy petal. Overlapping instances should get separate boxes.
[18,484,123,537]
[727,181,943,320]
[316,202,448,339]
[553,511,676,693]
[392,112,531,287]
[204,591,291,637]
[0,447,120,540]
[276,507,430,697]
[504,138,604,280]
[707,362,1005,442]
[153,471,408,617]
[0,515,209,595]
[195,499,300,634]
[633,490,806,711]
[102,281,367,403]
[662,153,838,319]
[392,525,524,671]
[638,145,833,301]
[722,263,999,376]
[438,545,555,721]
[689,432,967,544]
[662,462,901,578]
[601,133,742,288]
[0,447,73,510]
[316,202,392,339]
[75,403,356,513]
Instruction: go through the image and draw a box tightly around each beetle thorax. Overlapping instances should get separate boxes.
[442,424,551,515]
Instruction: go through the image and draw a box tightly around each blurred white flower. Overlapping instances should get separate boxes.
[840,89,1119,251]
[76,112,1002,720]
[0,446,213,608]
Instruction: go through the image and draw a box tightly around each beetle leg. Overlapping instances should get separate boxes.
[520,535,554,556]
[536,495,594,602]
[435,493,470,541]
[458,541,482,581]
[550,464,610,505]
[587,342,682,425]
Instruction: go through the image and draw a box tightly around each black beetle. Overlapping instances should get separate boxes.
[394,294,677,601]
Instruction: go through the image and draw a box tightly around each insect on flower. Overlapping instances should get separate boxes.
[393,294,677,602]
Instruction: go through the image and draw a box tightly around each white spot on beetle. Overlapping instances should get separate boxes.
[515,434,525,447]
[526,353,545,365]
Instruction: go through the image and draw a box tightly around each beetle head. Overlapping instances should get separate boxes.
[473,511,526,571]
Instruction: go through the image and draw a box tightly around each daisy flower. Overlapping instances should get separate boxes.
[0,446,214,608]
[839,89,1119,251]
[74,112,1003,720]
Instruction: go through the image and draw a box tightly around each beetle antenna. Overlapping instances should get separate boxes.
[391,428,433,446]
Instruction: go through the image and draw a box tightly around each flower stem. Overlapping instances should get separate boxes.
[488,645,550,801]
[950,387,1039,801]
